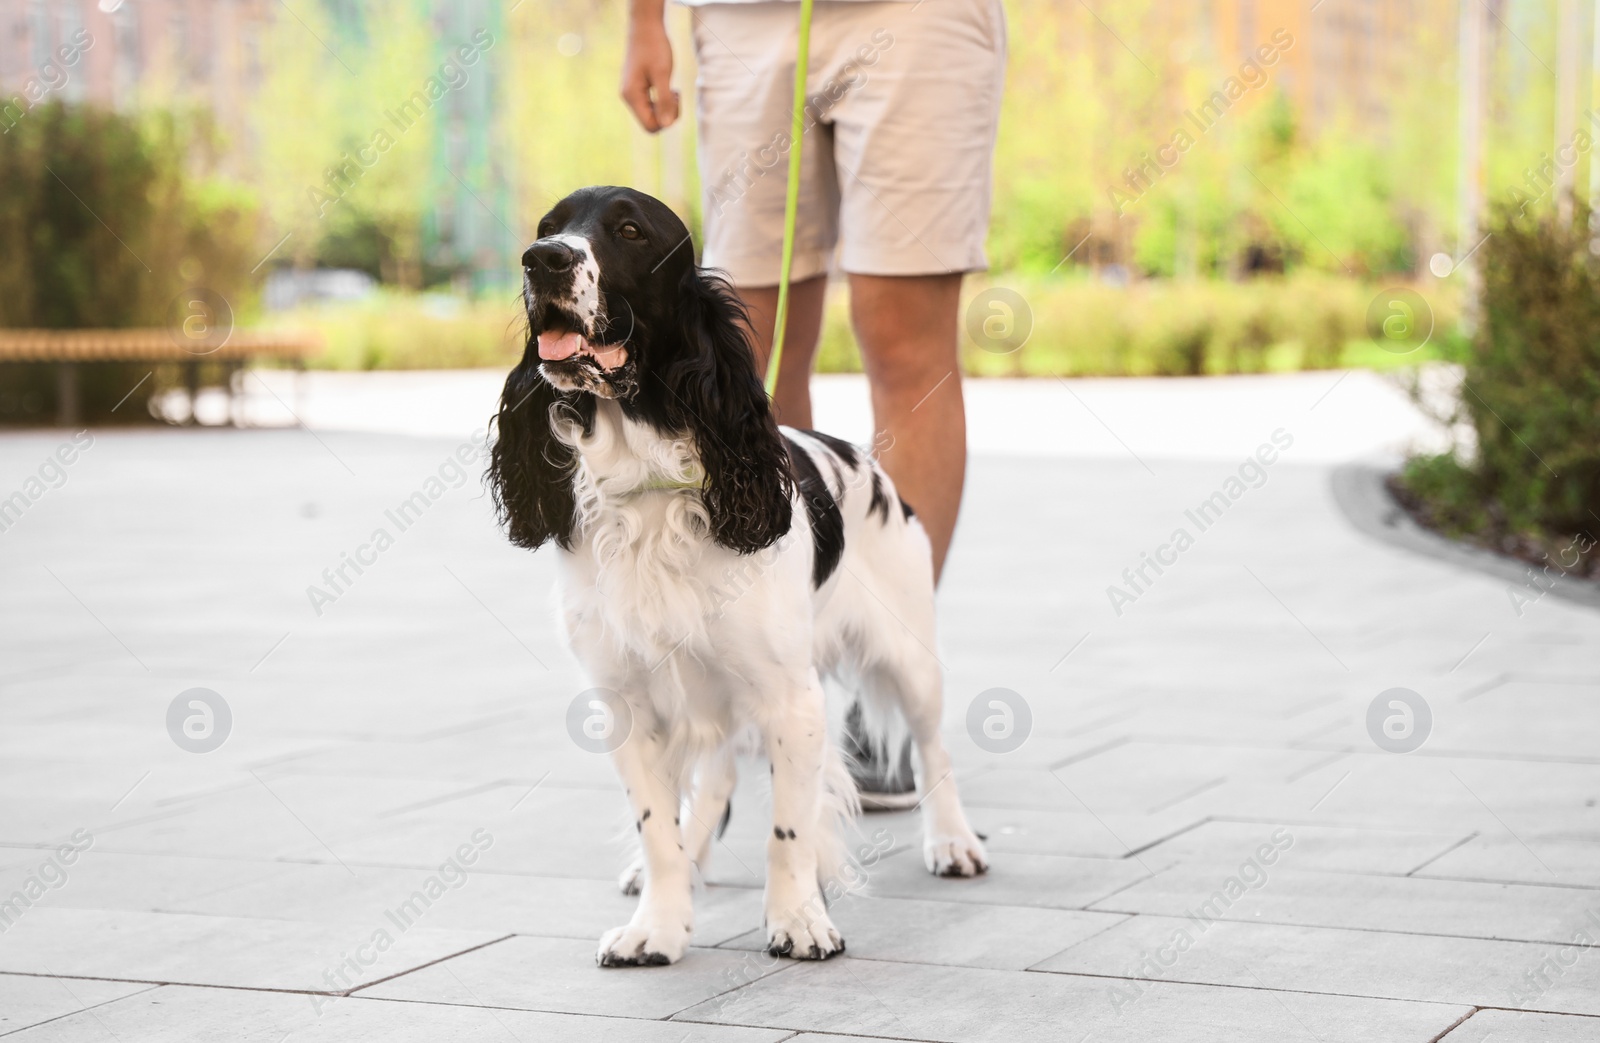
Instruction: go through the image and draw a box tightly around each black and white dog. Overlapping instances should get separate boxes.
[488,186,987,967]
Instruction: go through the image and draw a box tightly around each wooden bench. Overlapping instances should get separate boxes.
[0,329,321,426]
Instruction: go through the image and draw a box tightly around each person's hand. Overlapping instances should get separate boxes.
[621,5,680,133]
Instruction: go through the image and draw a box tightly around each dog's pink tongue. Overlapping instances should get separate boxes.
[537,330,585,361]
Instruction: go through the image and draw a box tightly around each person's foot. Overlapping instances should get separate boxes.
[843,703,918,811]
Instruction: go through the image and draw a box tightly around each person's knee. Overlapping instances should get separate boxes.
[864,345,957,403]
[849,275,962,393]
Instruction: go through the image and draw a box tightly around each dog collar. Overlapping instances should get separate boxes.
[633,477,703,493]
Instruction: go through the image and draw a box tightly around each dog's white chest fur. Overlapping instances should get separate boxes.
[555,401,797,671]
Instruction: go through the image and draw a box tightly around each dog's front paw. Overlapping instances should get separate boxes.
[617,858,643,896]
[924,829,989,878]
[597,917,691,967]
[765,908,845,960]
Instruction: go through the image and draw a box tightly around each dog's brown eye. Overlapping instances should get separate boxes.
[618,222,643,241]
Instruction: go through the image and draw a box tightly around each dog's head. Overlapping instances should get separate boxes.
[488,186,793,553]
[518,186,671,400]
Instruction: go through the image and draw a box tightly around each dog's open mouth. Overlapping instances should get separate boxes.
[537,325,629,371]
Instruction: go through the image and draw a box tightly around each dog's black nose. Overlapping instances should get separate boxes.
[522,240,576,272]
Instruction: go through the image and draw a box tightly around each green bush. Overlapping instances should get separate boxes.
[1396,204,1600,574]
[0,102,260,423]
[0,102,259,327]
[947,273,1447,378]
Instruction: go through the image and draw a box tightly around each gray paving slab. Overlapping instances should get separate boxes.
[0,851,320,915]
[0,983,791,1042]
[5,849,764,948]
[716,895,1127,971]
[1279,755,1600,839]
[1093,863,1600,945]
[37,773,492,864]
[1132,819,1475,876]
[840,797,1205,862]
[673,955,1470,1042]
[1428,679,1600,760]
[1418,834,1600,888]
[943,723,1143,774]
[1438,1008,1600,1041]
[1015,741,1335,818]
[1032,913,1600,1014]
[0,975,156,1036]
[788,1037,942,1043]
[860,845,1151,910]
[938,804,1202,860]
[0,907,505,992]
[359,935,790,1019]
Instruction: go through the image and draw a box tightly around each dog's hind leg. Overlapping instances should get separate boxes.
[617,850,644,897]
[597,726,695,966]
[837,513,988,878]
[617,745,737,895]
[683,744,738,873]
[865,651,988,877]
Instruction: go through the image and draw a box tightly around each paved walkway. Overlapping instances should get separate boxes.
[1,372,1596,1041]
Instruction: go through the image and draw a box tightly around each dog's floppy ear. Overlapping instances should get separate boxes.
[663,268,794,552]
[487,345,590,550]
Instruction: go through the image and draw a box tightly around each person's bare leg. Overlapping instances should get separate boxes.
[739,275,827,430]
[849,273,965,581]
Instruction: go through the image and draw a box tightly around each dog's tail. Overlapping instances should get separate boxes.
[830,659,916,799]
[813,739,861,892]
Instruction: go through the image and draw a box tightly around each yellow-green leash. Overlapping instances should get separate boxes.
[764,0,815,398]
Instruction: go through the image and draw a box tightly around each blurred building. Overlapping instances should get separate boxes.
[1,0,510,293]
[0,0,271,135]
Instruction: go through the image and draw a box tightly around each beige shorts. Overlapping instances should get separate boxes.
[692,0,1007,285]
